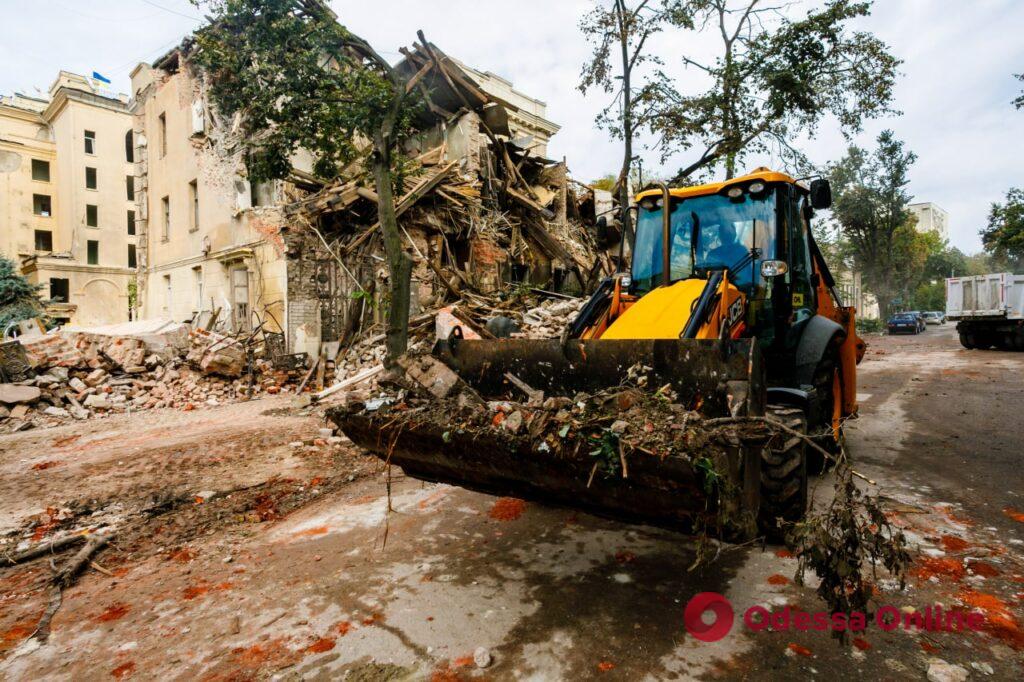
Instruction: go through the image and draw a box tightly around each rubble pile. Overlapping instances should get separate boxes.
[327,353,763,537]
[0,327,302,433]
[277,37,616,387]
[517,297,587,338]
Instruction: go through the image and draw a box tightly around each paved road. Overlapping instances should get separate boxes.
[2,324,1022,680]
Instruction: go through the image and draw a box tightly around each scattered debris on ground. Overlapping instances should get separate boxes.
[1,322,305,433]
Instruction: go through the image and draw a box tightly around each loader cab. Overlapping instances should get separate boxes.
[630,172,820,350]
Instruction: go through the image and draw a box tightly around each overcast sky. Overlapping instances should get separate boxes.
[2,0,1022,253]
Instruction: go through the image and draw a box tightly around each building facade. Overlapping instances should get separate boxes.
[129,52,289,337]
[909,202,949,241]
[0,72,136,326]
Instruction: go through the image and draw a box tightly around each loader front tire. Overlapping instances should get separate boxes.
[759,406,808,539]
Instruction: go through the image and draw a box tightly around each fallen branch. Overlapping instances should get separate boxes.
[2,534,86,567]
[30,533,111,645]
[703,415,876,485]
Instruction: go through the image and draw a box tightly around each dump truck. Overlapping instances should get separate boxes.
[330,168,865,540]
[946,273,1024,350]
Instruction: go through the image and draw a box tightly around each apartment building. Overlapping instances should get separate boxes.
[909,202,950,241]
[0,72,136,326]
[129,52,289,337]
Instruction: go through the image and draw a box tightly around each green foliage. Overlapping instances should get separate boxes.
[855,317,882,334]
[589,428,622,477]
[980,187,1024,273]
[828,131,935,318]
[0,253,44,328]
[191,0,420,183]
[589,174,618,192]
[789,463,910,640]
[909,281,945,312]
[1015,72,1023,110]
[657,0,900,180]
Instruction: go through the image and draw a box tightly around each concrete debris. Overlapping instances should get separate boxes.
[0,384,41,405]
[473,647,492,669]
[0,324,306,433]
[927,660,970,682]
[518,297,587,338]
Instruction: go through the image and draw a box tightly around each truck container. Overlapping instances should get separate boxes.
[946,273,1024,350]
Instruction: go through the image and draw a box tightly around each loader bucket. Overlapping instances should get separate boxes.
[329,338,766,539]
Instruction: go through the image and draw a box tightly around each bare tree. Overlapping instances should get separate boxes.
[579,1,673,250]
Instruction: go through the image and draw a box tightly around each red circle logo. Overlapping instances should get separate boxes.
[684,592,735,642]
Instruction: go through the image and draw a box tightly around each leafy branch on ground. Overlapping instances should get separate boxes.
[788,458,911,641]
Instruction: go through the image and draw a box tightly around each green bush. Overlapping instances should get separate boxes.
[856,317,883,334]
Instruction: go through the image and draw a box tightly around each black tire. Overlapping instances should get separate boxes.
[759,405,808,538]
[809,345,843,473]
[959,332,975,349]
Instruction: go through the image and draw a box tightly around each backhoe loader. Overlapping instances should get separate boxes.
[330,168,865,539]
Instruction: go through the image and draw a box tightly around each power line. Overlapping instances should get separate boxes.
[136,0,201,22]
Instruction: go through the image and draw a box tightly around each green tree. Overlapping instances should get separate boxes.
[579,0,672,250]
[0,254,45,329]
[657,0,900,181]
[828,131,931,319]
[590,174,618,192]
[1014,72,1023,110]
[964,251,995,276]
[191,0,421,361]
[980,188,1024,273]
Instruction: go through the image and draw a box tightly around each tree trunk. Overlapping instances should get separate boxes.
[371,139,413,364]
[616,0,634,269]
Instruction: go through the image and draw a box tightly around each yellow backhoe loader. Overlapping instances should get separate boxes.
[331,168,865,539]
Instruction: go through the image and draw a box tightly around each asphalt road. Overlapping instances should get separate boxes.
[2,323,1022,680]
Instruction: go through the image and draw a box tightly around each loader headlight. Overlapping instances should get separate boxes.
[748,181,766,194]
[760,260,789,278]
[726,186,744,199]
[619,274,632,288]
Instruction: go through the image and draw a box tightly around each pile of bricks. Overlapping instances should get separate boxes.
[1,329,300,433]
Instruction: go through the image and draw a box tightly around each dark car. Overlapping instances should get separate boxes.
[887,313,920,334]
[904,310,927,332]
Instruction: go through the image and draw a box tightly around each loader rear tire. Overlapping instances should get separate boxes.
[759,405,808,539]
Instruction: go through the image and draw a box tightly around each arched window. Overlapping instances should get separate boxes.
[125,130,134,163]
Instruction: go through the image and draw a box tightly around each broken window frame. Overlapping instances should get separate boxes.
[31,159,50,182]
[34,229,53,252]
[32,193,52,217]
[189,179,199,232]
[161,195,170,241]
[84,130,96,155]
[49,277,69,302]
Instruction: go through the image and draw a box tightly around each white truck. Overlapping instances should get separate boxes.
[946,273,1024,350]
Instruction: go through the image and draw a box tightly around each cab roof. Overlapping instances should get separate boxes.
[634,167,806,202]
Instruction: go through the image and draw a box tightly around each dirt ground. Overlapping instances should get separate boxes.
[1,324,1023,680]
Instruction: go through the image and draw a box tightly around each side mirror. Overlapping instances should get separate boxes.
[760,260,789,278]
[809,178,832,210]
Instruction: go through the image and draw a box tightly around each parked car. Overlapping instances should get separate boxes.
[887,313,921,334]
[904,311,927,332]
[923,311,945,325]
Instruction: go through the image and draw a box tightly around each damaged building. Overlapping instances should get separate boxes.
[128,34,609,360]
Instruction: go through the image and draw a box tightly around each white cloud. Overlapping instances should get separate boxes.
[4,0,1021,253]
